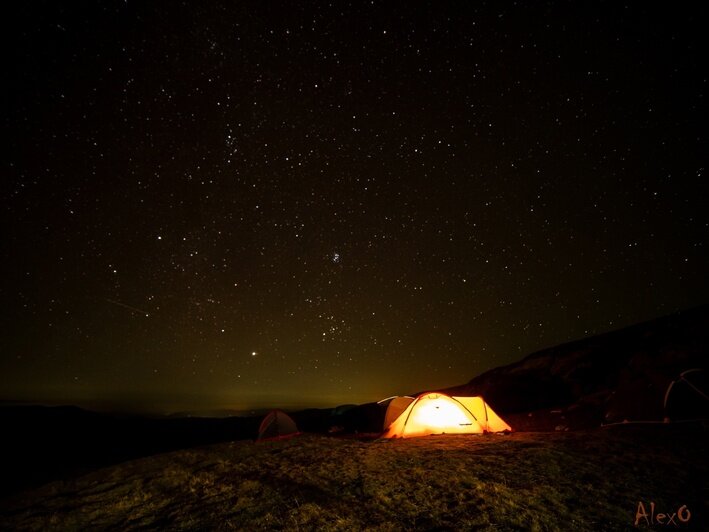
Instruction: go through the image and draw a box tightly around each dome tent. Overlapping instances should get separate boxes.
[663,368,708,422]
[257,410,300,441]
[382,392,511,438]
[379,396,415,431]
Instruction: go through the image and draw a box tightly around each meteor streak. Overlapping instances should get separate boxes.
[106,299,150,317]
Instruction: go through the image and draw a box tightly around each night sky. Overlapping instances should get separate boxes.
[3,1,708,414]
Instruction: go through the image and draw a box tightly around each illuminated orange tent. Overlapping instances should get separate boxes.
[379,396,415,431]
[382,392,511,438]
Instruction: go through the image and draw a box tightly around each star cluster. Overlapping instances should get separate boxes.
[2,2,707,413]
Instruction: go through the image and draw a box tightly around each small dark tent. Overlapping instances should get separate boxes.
[257,410,300,441]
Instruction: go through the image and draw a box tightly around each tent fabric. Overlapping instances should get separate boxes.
[381,392,511,438]
[382,396,415,431]
[257,410,300,441]
[663,368,708,422]
[452,396,512,433]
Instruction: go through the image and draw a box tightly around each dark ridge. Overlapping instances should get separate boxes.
[442,304,709,430]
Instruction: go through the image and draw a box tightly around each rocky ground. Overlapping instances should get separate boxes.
[1,424,706,531]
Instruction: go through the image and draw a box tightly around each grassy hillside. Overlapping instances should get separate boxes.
[1,425,706,531]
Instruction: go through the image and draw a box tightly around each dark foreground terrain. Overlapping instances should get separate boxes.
[1,425,706,531]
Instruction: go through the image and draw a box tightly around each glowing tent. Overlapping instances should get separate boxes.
[379,396,415,431]
[257,410,300,441]
[382,392,511,438]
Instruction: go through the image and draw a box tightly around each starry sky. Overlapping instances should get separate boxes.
[2,1,708,414]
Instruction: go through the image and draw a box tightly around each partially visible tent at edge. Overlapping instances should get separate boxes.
[257,410,300,441]
[382,392,511,438]
[664,368,708,422]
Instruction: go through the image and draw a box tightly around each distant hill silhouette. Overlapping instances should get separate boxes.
[442,305,709,430]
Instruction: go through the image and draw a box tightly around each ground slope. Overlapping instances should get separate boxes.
[443,305,709,429]
[1,426,706,531]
